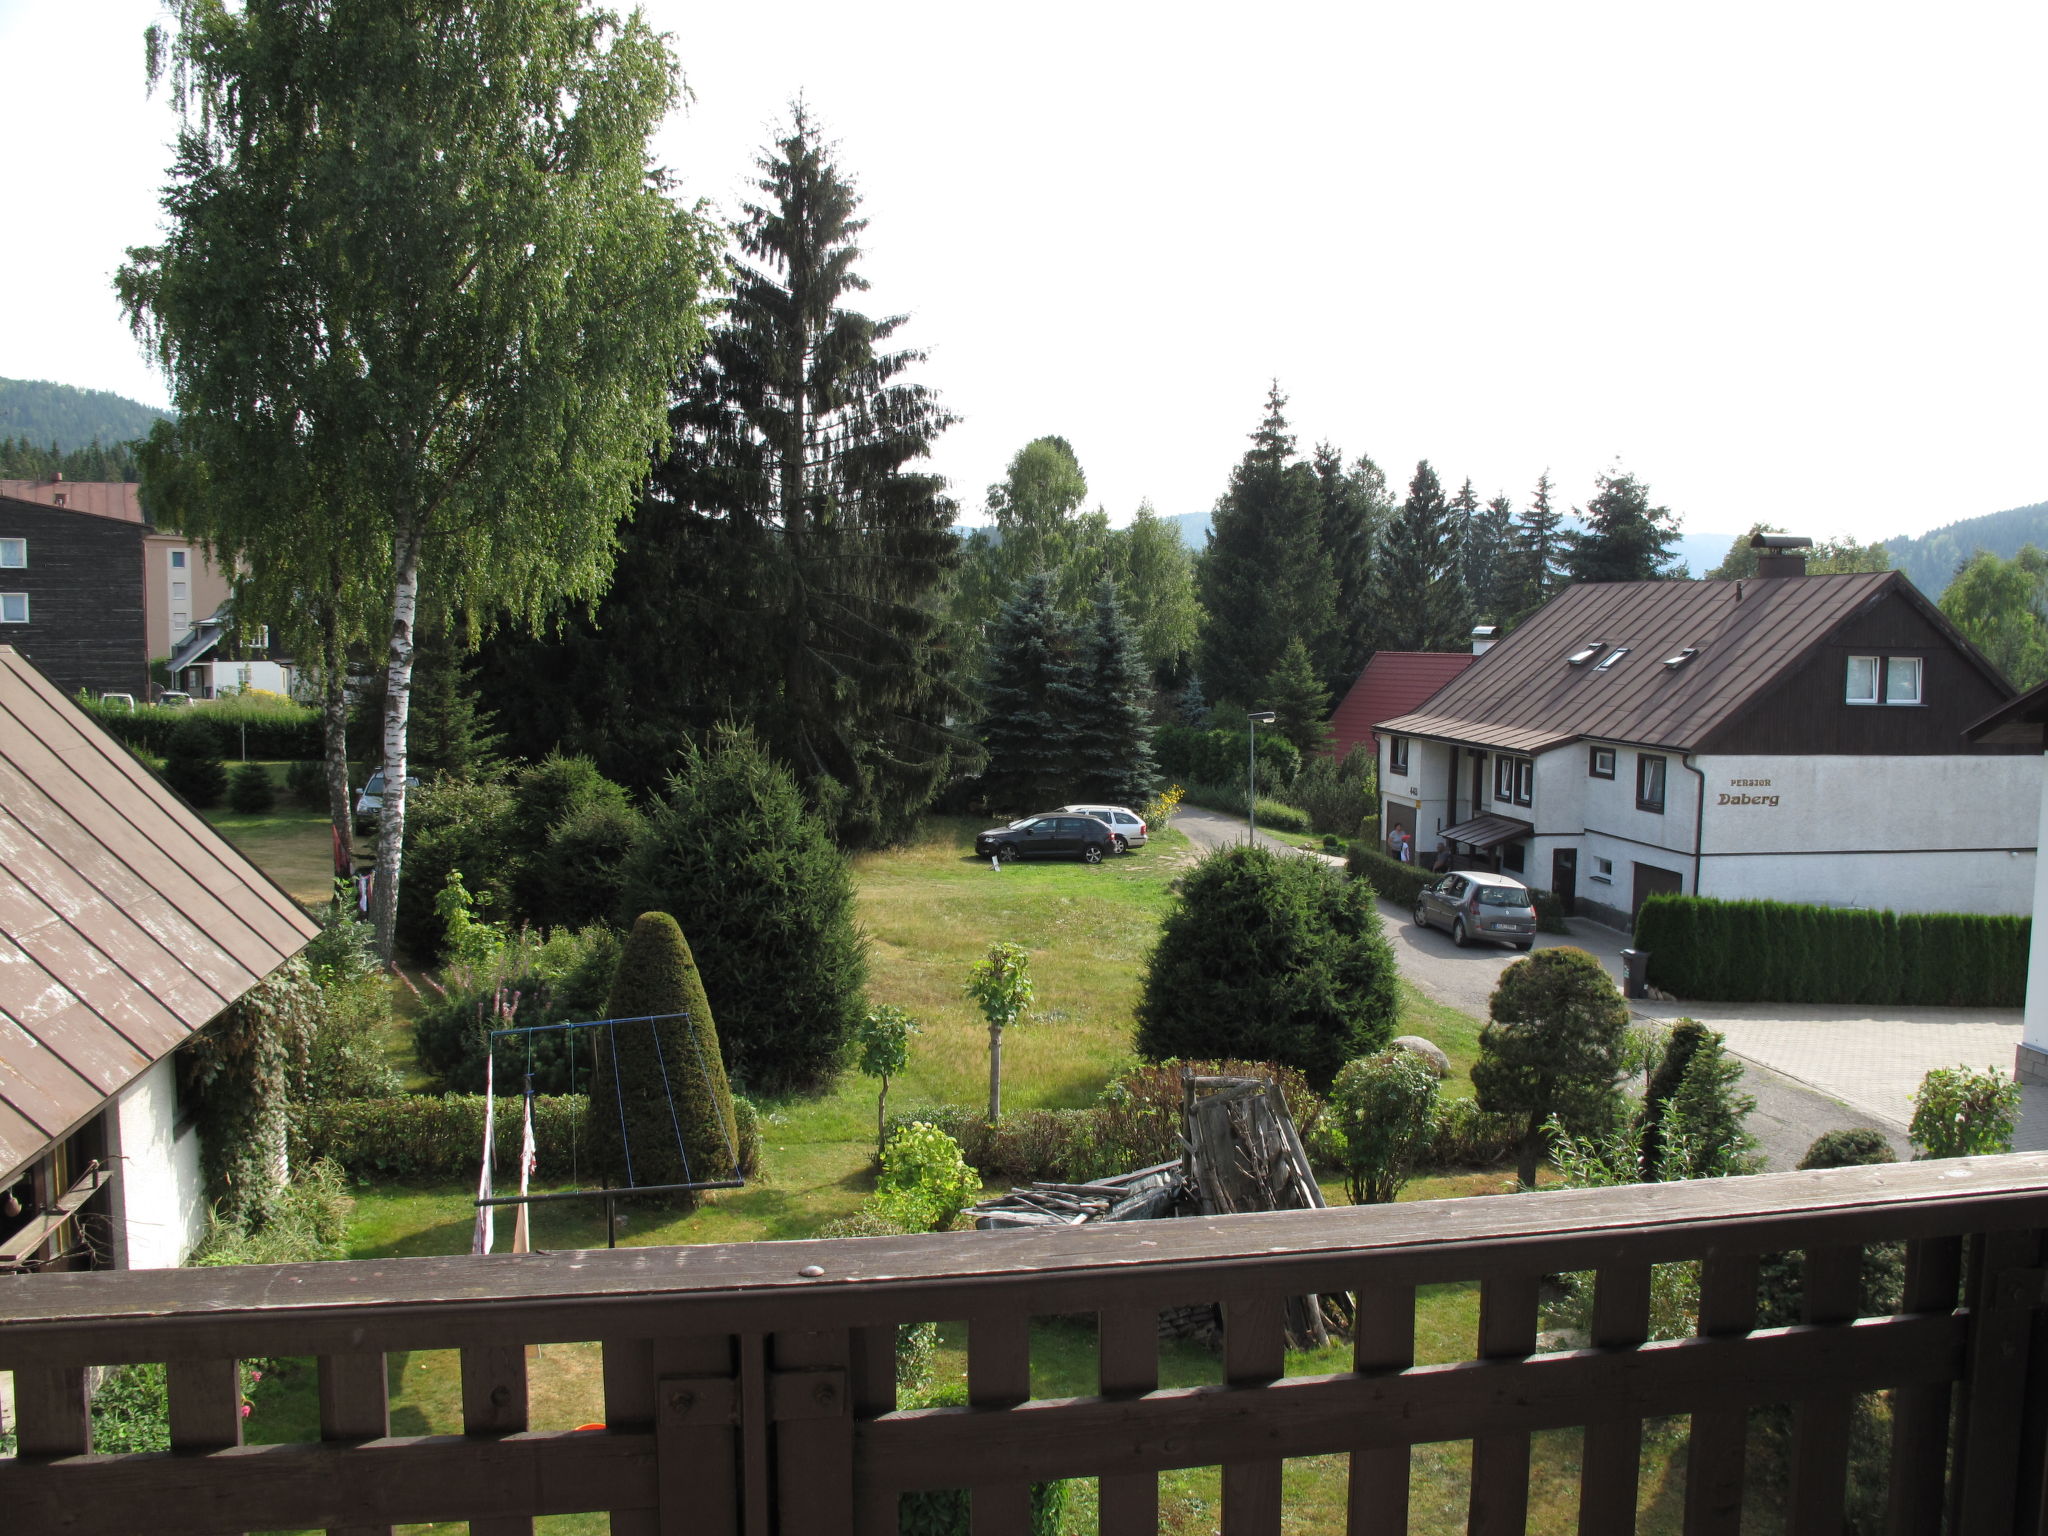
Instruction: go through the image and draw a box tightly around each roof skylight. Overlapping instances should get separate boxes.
[1663,647,1700,669]
[1593,647,1631,672]
[1566,642,1606,666]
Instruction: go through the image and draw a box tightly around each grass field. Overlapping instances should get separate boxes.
[198,762,338,906]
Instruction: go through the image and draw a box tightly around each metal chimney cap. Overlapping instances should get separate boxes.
[1749,533,1814,550]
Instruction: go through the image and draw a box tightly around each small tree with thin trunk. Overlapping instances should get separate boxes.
[966,942,1033,1124]
[1329,1051,1439,1204]
[1473,947,1631,1187]
[853,1005,917,1159]
[1909,1065,2020,1158]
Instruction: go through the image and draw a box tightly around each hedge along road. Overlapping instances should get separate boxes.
[1168,804,1909,1170]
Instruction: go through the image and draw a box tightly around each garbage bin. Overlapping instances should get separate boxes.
[1620,948,1649,1000]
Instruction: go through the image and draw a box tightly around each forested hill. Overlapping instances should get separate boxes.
[1884,502,2048,599]
[0,377,170,452]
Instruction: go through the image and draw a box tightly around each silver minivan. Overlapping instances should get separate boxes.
[1414,870,1537,951]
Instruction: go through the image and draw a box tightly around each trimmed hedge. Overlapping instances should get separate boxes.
[1346,844,1569,933]
[77,696,325,759]
[1177,781,1313,833]
[1634,894,2029,1007]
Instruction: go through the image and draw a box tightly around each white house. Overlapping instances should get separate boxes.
[1376,547,2035,931]
[0,646,317,1274]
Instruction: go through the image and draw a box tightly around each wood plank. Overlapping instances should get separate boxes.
[1885,1235,1961,1536]
[1098,1305,1160,1536]
[968,1313,1032,1536]
[771,1330,854,1536]
[11,1363,88,1457]
[461,1344,531,1536]
[1788,1245,1861,1533]
[1952,1228,2044,1534]
[1578,1264,1652,1536]
[1682,1251,1757,1536]
[1348,1282,1415,1536]
[0,1427,655,1532]
[1222,1293,1285,1536]
[1470,1273,1538,1536]
[651,1335,738,1536]
[849,1324,900,1536]
[602,1335,659,1536]
[738,1331,769,1536]
[318,1351,392,1536]
[167,1357,243,1453]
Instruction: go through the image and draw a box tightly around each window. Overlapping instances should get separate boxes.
[1501,840,1525,873]
[1592,856,1615,883]
[0,593,27,623]
[1846,656,1880,704]
[1886,656,1923,704]
[251,625,270,649]
[1592,646,1631,672]
[1513,759,1533,807]
[172,611,190,638]
[1494,756,1515,801]
[0,539,23,568]
[1636,753,1666,814]
[170,549,187,569]
[1388,737,1409,776]
[1589,746,1616,779]
[171,580,187,601]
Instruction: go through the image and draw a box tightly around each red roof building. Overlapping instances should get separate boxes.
[1328,650,1475,762]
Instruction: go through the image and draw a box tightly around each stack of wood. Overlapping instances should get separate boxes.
[970,1162,1183,1230]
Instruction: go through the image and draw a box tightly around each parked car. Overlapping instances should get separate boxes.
[1413,870,1537,951]
[975,813,1117,864]
[1055,803,1148,852]
[353,767,421,834]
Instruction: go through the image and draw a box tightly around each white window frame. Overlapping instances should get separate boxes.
[0,593,28,624]
[1886,656,1923,705]
[1591,856,1615,884]
[1494,755,1515,801]
[0,538,24,569]
[1846,655,1880,704]
[1387,736,1409,776]
[1589,746,1616,779]
[1513,759,1533,807]
[170,549,187,569]
[1636,753,1667,814]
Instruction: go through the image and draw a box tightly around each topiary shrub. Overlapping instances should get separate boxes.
[159,715,228,808]
[618,725,867,1094]
[586,912,741,1203]
[1798,1128,1897,1171]
[1136,844,1398,1089]
[1473,947,1632,1187]
[227,760,276,813]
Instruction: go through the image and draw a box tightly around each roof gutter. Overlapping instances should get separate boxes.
[1682,754,1706,895]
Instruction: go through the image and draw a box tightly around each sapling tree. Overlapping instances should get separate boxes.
[966,942,1034,1123]
[1329,1051,1440,1204]
[853,1005,918,1158]
[1909,1065,2021,1158]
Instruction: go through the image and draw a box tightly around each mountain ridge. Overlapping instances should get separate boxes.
[0,377,170,452]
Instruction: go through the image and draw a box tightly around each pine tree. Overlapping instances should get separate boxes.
[586,911,740,1203]
[1265,636,1333,755]
[1498,470,1566,622]
[1371,461,1469,651]
[1195,385,1336,708]
[1067,579,1158,805]
[1466,493,1516,620]
[1314,443,1391,696]
[1567,468,1683,584]
[480,106,962,845]
[978,573,1084,811]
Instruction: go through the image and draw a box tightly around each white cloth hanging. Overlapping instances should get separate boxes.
[471,1054,495,1255]
[512,1091,537,1253]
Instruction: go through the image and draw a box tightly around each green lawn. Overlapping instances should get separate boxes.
[199,761,337,907]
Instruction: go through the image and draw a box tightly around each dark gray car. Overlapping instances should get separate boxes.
[1414,870,1537,951]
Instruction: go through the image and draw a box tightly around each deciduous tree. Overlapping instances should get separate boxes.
[1938,546,2048,689]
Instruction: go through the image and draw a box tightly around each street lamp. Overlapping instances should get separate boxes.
[1246,710,1276,844]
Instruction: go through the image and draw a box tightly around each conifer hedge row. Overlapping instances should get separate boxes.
[78,696,326,758]
[1634,894,2029,1007]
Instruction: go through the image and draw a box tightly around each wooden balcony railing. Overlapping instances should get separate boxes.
[4,1152,2048,1535]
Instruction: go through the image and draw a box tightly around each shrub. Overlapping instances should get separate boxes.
[296,972,403,1102]
[293,1093,593,1178]
[395,777,518,961]
[78,693,322,758]
[1798,1128,1897,1170]
[190,1159,354,1265]
[1328,1051,1439,1203]
[1136,844,1398,1088]
[1424,1096,1523,1168]
[227,760,276,813]
[732,1095,763,1178]
[502,754,645,932]
[1348,842,1431,907]
[286,758,329,808]
[1292,745,1378,837]
[1473,947,1632,1187]
[1141,783,1184,830]
[1177,780,1312,832]
[587,913,741,1201]
[411,924,624,1093]
[159,715,228,807]
[618,725,867,1094]
[875,1122,982,1233]
[854,1005,918,1157]
[1909,1065,2020,1158]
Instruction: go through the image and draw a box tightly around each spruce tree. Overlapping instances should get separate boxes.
[1567,468,1683,584]
[1466,493,1516,620]
[586,911,739,1203]
[1067,579,1158,805]
[1371,461,1469,651]
[1498,470,1566,622]
[1195,385,1336,707]
[1314,443,1391,696]
[1265,636,1333,755]
[160,716,228,809]
[977,573,1083,812]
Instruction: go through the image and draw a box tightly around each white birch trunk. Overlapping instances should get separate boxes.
[319,573,352,891]
[372,522,423,961]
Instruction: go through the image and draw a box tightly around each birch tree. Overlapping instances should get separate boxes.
[119,0,717,958]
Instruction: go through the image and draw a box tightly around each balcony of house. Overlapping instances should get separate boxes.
[4,1152,2047,1535]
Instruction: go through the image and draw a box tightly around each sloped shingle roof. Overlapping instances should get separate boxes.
[1375,571,1978,753]
[0,648,317,1183]
[1328,652,1475,760]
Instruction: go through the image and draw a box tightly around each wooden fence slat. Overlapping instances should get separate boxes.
[604,1337,659,1536]
[772,1329,854,1536]
[1682,1251,1757,1536]
[969,1313,1033,1536]
[317,1351,391,1536]
[12,1364,89,1457]
[1348,1281,1415,1536]
[851,1324,900,1536]
[1098,1304,1160,1536]
[651,1336,737,1536]
[1886,1234,1962,1536]
[1578,1263,1653,1536]
[1953,1228,2045,1534]
[1789,1244,1862,1533]
[1222,1292,1286,1536]
[738,1332,770,1536]
[461,1344,531,1536]
[1470,1273,1539,1536]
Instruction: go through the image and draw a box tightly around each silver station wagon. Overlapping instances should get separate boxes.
[1413,870,1537,951]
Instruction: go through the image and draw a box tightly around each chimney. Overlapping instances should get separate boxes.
[1471,625,1498,656]
[1750,532,1813,578]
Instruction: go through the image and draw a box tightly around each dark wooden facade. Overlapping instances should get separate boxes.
[5,1153,2048,1535]
[1702,583,2030,756]
[0,495,146,698]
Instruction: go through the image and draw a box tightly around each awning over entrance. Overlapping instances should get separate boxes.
[1439,814,1533,850]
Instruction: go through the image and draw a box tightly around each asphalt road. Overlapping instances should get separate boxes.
[1169,804,1907,1169]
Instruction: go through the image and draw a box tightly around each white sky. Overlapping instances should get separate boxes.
[2,1,2042,545]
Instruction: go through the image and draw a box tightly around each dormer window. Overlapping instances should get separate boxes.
[1566,642,1607,666]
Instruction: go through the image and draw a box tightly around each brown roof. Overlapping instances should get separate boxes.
[1328,651,1476,760]
[1375,571,1992,753]
[0,648,317,1183]
[0,480,144,524]
[1966,678,2048,747]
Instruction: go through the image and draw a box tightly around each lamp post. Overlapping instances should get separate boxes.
[1247,710,1276,845]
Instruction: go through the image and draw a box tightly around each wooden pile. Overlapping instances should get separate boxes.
[970,1162,1182,1230]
